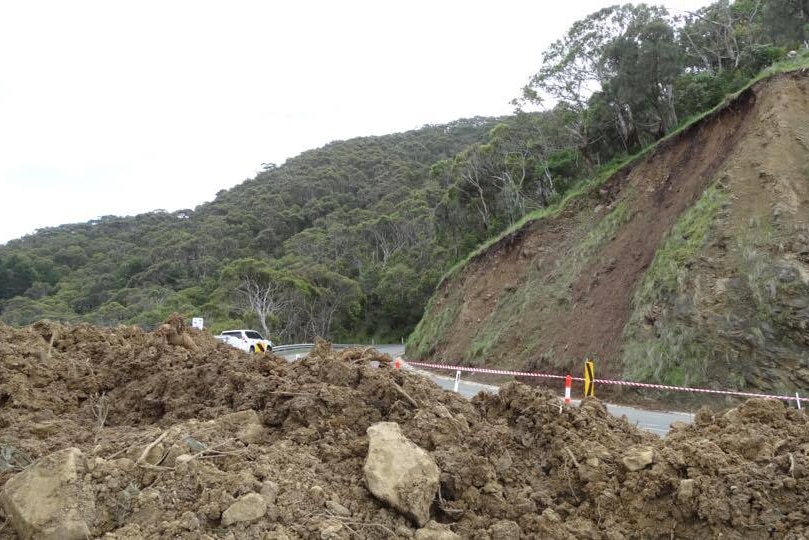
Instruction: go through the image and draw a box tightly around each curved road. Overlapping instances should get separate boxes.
[283,344,693,436]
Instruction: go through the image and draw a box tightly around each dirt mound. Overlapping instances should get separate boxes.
[2,320,809,538]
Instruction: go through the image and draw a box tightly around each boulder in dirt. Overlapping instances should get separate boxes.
[489,519,521,539]
[154,313,198,351]
[364,421,440,527]
[221,492,268,526]
[414,520,461,539]
[211,409,268,445]
[0,447,92,540]
[622,446,655,471]
[678,478,696,502]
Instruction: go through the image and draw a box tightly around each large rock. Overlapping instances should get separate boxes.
[622,446,655,472]
[0,447,92,539]
[221,492,267,526]
[364,422,440,527]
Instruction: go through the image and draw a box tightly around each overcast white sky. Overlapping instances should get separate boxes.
[0,0,709,245]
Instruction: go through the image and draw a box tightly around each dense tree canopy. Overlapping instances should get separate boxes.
[0,119,502,340]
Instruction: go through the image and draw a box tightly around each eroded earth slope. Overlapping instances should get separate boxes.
[409,71,809,400]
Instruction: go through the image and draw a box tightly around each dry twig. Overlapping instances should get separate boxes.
[47,330,58,358]
[391,381,420,408]
[565,446,581,469]
[312,512,399,538]
[562,452,581,504]
[106,431,163,460]
[92,392,109,433]
[136,431,168,465]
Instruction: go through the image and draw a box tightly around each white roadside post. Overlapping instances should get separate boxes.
[797,392,802,410]
[453,370,461,393]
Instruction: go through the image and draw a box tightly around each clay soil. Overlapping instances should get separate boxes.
[2,319,809,538]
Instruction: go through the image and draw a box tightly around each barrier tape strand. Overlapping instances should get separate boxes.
[405,360,809,403]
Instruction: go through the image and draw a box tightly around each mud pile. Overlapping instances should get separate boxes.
[1,320,808,538]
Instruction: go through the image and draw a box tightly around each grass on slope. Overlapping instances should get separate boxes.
[621,182,728,387]
[435,51,809,292]
[409,52,809,362]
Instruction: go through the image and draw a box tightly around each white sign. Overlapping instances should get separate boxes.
[191,317,204,330]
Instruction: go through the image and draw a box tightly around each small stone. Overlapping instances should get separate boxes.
[174,454,194,465]
[669,421,689,431]
[489,519,521,540]
[182,435,206,453]
[309,485,326,505]
[263,530,293,540]
[30,421,61,438]
[219,490,235,509]
[161,444,186,468]
[395,525,415,538]
[482,481,502,495]
[113,458,136,472]
[320,522,344,539]
[414,520,461,539]
[325,500,351,517]
[238,423,268,445]
[678,478,696,501]
[586,457,600,468]
[265,503,280,522]
[622,447,654,472]
[494,451,512,474]
[141,443,165,465]
[221,493,267,527]
[260,481,279,504]
[776,265,799,283]
[180,511,200,531]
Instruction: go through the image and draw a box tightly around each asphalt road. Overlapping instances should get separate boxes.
[282,344,693,436]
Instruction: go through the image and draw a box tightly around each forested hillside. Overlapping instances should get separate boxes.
[2,0,807,344]
[0,118,504,340]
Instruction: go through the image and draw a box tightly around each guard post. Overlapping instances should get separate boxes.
[584,358,595,397]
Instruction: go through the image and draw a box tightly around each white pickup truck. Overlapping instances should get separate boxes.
[214,329,274,353]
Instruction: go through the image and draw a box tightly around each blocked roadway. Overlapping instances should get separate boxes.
[276,343,693,435]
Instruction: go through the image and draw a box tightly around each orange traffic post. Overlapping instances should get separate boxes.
[564,375,572,405]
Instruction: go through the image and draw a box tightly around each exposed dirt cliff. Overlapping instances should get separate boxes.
[408,71,809,403]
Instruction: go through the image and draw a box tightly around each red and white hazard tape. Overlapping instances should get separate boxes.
[405,360,809,404]
[591,376,809,403]
[407,360,572,380]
